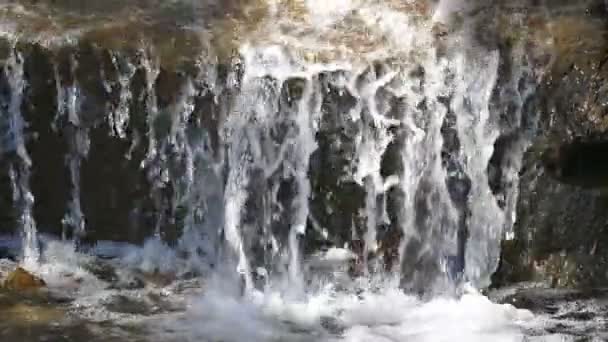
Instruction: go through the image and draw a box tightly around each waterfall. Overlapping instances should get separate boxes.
[106,52,136,140]
[0,1,582,340]
[210,4,534,293]
[0,0,541,296]
[2,48,39,267]
[56,55,88,241]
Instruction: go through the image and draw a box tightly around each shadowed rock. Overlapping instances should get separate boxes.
[492,0,608,289]
[542,139,608,189]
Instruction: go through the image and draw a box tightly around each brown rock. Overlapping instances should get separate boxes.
[3,267,46,291]
[0,303,64,326]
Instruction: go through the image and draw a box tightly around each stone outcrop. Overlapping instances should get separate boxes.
[3,267,46,291]
[493,0,608,288]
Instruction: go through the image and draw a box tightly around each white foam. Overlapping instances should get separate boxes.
[305,0,359,27]
[0,238,572,342]
[339,292,532,342]
[157,279,556,342]
[121,238,180,275]
[25,239,106,296]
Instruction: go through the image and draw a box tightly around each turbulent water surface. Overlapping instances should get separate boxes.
[0,0,606,341]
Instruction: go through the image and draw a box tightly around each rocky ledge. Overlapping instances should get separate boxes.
[493,0,608,288]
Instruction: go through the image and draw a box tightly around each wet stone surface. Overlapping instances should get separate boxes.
[492,285,608,339]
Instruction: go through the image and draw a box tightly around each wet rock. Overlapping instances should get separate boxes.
[103,292,181,316]
[320,316,345,335]
[491,239,533,288]
[83,260,154,290]
[541,139,608,189]
[493,1,608,289]
[103,268,177,290]
[498,287,608,316]
[134,270,176,288]
[499,289,561,315]
[20,42,70,238]
[307,72,365,253]
[495,143,608,288]
[103,295,155,315]
[280,77,307,107]
[3,267,46,291]
[82,260,119,284]
[108,274,145,291]
[146,291,183,312]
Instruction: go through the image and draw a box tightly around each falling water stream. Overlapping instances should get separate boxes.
[3,46,39,269]
[0,0,604,341]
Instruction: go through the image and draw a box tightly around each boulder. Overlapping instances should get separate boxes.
[3,267,46,291]
[492,1,608,289]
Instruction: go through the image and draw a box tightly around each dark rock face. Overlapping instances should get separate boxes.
[497,140,608,286]
[308,72,364,253]
[21,44,69,239]
[542,140,608,189]
[493,1,608,288]
[0,36,219,245]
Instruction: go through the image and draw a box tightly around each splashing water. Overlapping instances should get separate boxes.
[141,1,546,340]
[174,1,545,340]
[208,0,533,295]
[157,281,546,342]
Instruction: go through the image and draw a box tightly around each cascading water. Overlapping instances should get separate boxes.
[2,46,39,268]
[208,1,530,294]
[0,0,526,291]
[0,0,585,341]
[57,55,88,241]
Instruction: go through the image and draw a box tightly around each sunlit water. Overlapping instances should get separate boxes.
[0,0,604,341]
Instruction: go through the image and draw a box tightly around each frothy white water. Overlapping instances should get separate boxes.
[154,277,562,342]
[0,235,585,341]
